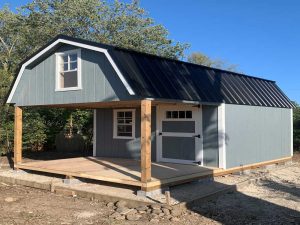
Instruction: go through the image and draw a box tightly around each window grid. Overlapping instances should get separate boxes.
[166,110,192,119]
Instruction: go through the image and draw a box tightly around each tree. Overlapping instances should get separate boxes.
[293,102,300,151]
[0,0,189,155]
[187,52,237,72]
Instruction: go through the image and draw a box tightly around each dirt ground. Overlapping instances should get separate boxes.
[0,153,299,225]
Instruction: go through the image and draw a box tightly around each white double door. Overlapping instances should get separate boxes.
[157,105,203,165]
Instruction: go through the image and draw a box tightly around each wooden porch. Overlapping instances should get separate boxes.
[14,157,222,191]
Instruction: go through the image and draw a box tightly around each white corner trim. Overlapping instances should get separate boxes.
[6,38,135,103]
[93,109,97,157]
[218,103,226,169]
[291,108,293,156]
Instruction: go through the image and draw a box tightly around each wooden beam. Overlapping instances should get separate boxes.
[140,99,152,187]
[14,106,22,167]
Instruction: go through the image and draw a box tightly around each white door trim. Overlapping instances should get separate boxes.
[218,103,226,169]
[156,104,203,165]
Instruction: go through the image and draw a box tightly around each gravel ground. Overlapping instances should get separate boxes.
[0,153,299,225]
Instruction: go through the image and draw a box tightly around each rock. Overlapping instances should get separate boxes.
[170,217,180,222]
[4,197,15,203]
[74,211,96,219]
[115,200,127,208]
[126,213,141,221]
[109,212,121,219]
[138,210,147,214]
[159,213,165,217]
[136,205,148,211]
[127,209,138,215]
[152,209,162,214]
[171,208,182,217]
[106,202,115,207]
[151,204,161,210]
[150,218,160,222]
[146,209,152,214]
[162,208,170,215]
[115,215,126,220]
[116,207,132,215]
[162,205,173,210]
[150,214,159,219]
[166,215,173,220]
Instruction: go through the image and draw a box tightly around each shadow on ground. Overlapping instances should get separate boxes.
[182,178,300,225]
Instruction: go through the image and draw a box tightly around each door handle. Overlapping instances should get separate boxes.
[159,132,163,136]
[193,134,201,138]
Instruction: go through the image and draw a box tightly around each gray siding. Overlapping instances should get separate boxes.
[96,107,156,161]
[11,45,133,106]
[225,104,292,168]
[202,105,219,167]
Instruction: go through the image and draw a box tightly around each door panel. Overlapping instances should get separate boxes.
[162,121,195,133]
[162,136,195,160]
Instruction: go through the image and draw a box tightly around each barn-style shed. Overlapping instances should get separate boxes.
[6,35,294,192]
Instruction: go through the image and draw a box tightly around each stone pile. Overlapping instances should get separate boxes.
[107,200,184,222]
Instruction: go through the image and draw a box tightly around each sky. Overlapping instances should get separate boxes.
[1,0,300,102]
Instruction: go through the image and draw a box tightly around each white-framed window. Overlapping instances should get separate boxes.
[55,49,82,91]
[113,109,136,139]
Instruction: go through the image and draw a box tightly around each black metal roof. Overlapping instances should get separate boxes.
[7,35,295,108]
[108,44,294,108]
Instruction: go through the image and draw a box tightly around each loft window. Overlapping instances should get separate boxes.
[166,110,193,119]
[55,49,82,91]
[113,109,136,139]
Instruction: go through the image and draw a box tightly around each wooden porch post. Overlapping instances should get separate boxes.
[141,99,152,189]
[14,106,22,167]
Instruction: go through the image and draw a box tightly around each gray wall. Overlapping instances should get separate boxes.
[95,107,156,161]
[202,105,219,167]
[11,45,133,106]
[225,104,292,168]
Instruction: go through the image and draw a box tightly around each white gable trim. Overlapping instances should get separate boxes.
[6,38,135,103]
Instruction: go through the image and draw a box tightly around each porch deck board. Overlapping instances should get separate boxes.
[15,157,222,188]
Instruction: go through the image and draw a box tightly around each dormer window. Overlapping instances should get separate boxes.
[55,49,82,91]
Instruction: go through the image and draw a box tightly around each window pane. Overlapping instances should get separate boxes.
[125,119,132,124]
[62,71,78,88]
[117,125,126,132]
[117,119,125,124]
[125,125,132,132]
[118,132,131,137]
[69,54,77,62]
[179,111,185,118]
[62,55,68,63]
[117,112,124,117]
[125,111,132,117]
[186,111,192,118]
[166,111,171,118]
[70,61,77,70]
[63,63,68,71]
[117,125,132,136]
[172,111,178,118]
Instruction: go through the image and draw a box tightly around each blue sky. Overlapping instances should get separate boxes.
[2,0,300,102]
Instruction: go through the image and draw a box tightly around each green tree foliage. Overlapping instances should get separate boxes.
[293,102,300,151]
[187,52,237,72]
[0,0,189,155]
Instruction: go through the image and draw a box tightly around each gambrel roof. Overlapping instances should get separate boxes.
[7,35,294,108]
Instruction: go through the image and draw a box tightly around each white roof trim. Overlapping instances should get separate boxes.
[6,38,135,103]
